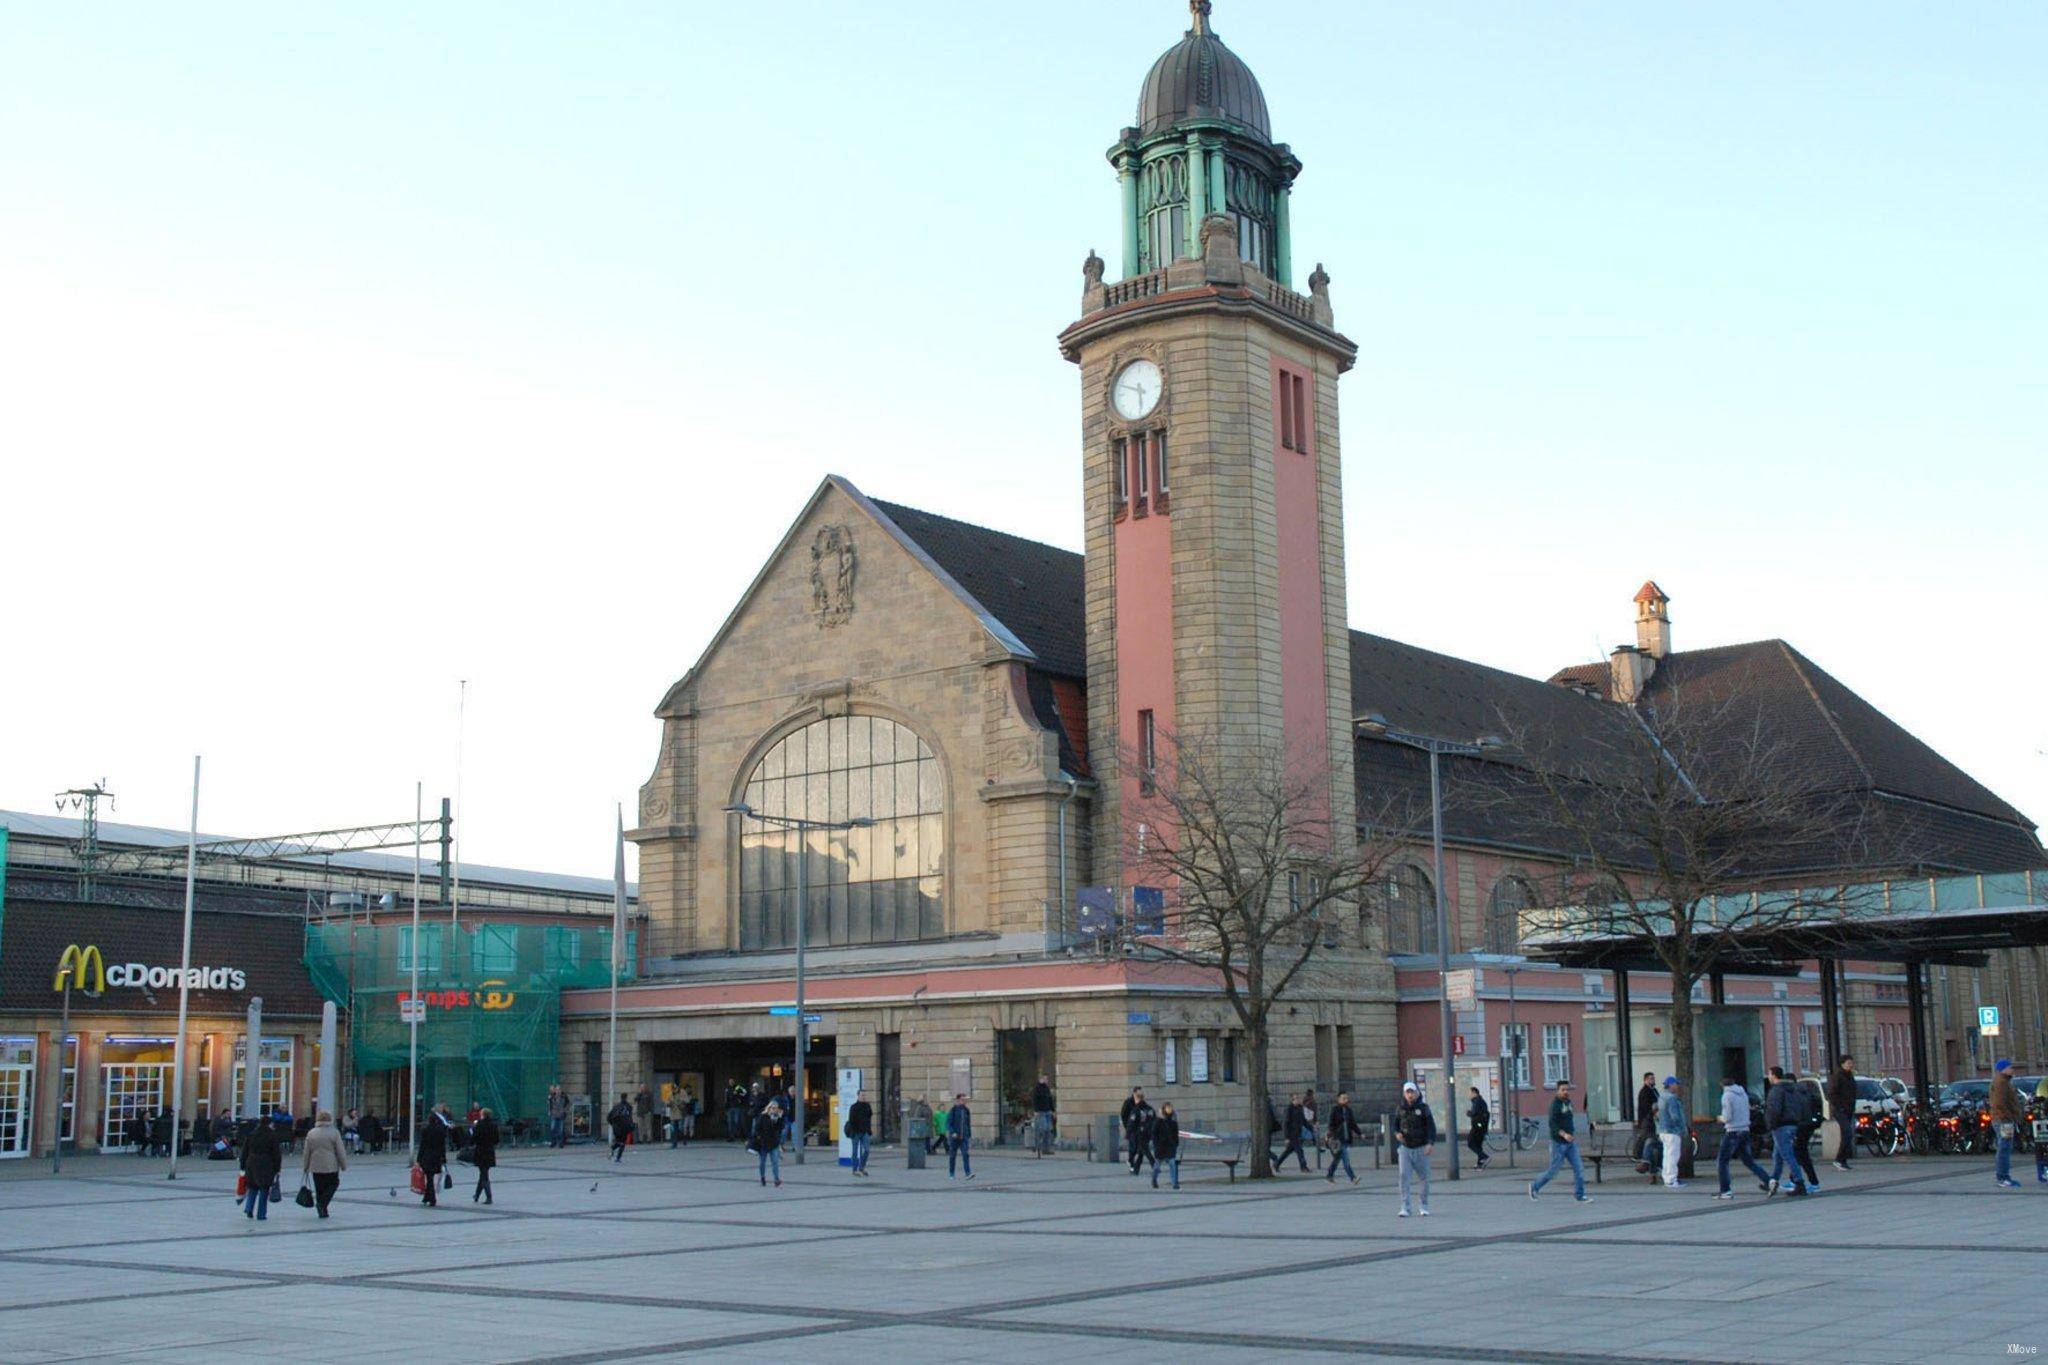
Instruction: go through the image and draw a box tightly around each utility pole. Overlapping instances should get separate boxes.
[55,782,115,902]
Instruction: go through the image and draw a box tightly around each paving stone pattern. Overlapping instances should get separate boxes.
[0,1143,2038,1362]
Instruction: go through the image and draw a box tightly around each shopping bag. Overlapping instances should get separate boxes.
[294,1177,315,1209]
[235,1173,248,1197]
[409,1163,427,1195]
[441,1171,453,1190]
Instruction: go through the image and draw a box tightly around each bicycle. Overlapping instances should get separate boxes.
[1482,1115,1544,1157]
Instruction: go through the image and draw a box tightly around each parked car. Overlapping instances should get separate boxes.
[1875,1076,1911,1106]
[1807,1074,1901,1120]
[1940,1079,1992,1108]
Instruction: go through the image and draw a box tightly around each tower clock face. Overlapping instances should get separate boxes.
[1111,359,1163,420]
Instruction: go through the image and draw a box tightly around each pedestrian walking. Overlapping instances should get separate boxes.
[1151,1102,1181,1189]
[546,1083,570,1148]
[1657,1077,1689,1188]
[1325,1091,1361,1185]
[1763,1066,1810,1197]
[1827,1056,1859,1172]
[947,1093,975,1179]
[1276,1093,1312,1173]
[470,1108,499,1204]
[667,1090,686,1149]
[607,1094,634,1163]
[1466,1087,1490,1168]
[928,1094,951,1155]
[1528,1079,1591,1203]
[1631,1071,1658,1171]
[1392,1082,1436,1216]
[680,1088,698,1144]
[634,1084,656,1145]
[1120,1088,1155,1175]
[749,1102,784,1186]
[415,1103,451,1208]
[1990,1058,2023,1188]
[1030,1073,1056,1156]
[1713,1075,1771,1199]
[239,1114,282,1221]
[299,1109,347,1219]
[1794,1072,1825,1191]
[844,1090,873,1176]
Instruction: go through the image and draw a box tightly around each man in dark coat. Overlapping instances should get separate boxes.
[607,1095,634,1163]
[946,1093,975,1180]
[1275,1093,1312,1173]
[1467,1087,1491,1168]
[749,1102,784,1187]
[470,1108,500,1204]
[1030,1074,1056,1156]
[239,1119,282,1220]
[843,1090,874,1177]
[1763,1066,1810,1196]
[1632,1071,1659,1168]
[1119,1088,1155,1175]
[1827,1057,1859,1172]
[416,1103,452,1207]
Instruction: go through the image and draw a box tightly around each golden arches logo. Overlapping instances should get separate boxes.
[477,980,516,1011]
[53,944,105,994]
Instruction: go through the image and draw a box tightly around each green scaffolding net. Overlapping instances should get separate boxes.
[305,919,633,1125]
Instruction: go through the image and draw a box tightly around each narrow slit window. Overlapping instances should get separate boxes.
[1153,430,1168,495]
[1132,431,1149,512]
[1113,437,1128,507]
[1292,375,1309,452]
[1278,373,1295,450]
[1138,708,1157,785]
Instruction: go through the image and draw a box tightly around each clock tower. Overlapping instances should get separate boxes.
[1059,1,1362,906]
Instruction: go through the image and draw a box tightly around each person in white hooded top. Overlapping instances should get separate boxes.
[1714,1074,1772,1200]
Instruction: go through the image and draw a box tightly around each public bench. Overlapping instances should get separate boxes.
[1182,1135,1249,1182]
[1581,1125,1640,1184]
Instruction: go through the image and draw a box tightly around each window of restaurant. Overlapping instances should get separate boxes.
[232,1038,296,1119]
[59,1035,77,1144]
[0,1038,35,1158]
[100,1037,176,1149]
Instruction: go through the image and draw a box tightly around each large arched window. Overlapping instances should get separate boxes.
[737,715,944,951]
[1484,875,1535,955]
[1379,864,1437,956]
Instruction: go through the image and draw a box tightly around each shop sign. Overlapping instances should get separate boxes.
[54,943,246,993]
[399,979,517,1012]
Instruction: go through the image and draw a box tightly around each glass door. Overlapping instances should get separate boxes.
[101,1064,168,1150]
[0,1038,34,1158]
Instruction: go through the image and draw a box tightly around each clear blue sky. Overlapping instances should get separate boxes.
[3,2,2042,873]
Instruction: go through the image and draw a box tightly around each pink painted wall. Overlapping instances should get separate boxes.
[1269,358,1328,804]
[1114,483,1175,824]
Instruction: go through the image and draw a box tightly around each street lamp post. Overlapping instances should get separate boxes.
[725,804,871,1165]
[1356,712,1504,1182]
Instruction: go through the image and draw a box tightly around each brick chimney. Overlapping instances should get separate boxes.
[1634,580,1671,659]
[1609,645,1654,704]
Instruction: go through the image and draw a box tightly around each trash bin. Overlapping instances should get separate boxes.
[906,1115,929,1169]
[1092,1113,1122,1164]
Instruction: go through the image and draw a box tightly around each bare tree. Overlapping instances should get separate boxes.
[1488,677,1902,1119]
[1122,729,1414,1179]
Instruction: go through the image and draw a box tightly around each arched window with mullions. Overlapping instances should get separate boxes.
[1378,864,1438,956]
[1485,875,1536,955]
[736,715,944,952]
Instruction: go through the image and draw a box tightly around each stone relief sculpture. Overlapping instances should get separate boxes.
[810,525,857,626]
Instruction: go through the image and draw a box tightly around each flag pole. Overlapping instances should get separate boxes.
[608,806,624,1121]
[409,781,422,1147]
[166,755,200,1180]
[451,679,466,930]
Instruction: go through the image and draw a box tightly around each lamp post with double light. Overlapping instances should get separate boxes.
[724,804,872,1164]
[1355,712,1505,1181]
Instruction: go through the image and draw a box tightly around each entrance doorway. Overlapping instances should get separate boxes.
[996,1028,1056,1147]
[646,1037,837,1145]
[0,1038,33,1158]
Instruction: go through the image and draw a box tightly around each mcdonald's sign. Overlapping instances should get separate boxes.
[53,944,105,995]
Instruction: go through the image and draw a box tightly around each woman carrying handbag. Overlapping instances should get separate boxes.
[415,1102,451,1207]
[299,1109,347,1219]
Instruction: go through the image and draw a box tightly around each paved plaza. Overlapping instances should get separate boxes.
[0,1141,2037,1362]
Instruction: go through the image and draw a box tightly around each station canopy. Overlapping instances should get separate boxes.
[1518,869,2048,971]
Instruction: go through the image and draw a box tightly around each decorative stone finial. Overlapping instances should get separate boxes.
[1081,249,1107,313]
[1190,1,1213,36]
[1307,261,1333,326]
[1197,212,1242,285]
[1083,249,1105,286]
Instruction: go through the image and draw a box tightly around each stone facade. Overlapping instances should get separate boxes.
[630,479,1085,961]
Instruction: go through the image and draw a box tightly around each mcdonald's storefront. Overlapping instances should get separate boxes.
[0,898,330,1158]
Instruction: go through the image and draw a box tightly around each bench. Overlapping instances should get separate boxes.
[1181,1135,1249,1182]
[1580,1125,1645,1184]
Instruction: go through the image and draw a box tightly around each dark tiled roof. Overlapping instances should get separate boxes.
[0,895,328,1018]
[866,498,2041,874]
[872,499,1087,680]
[1631,640,2027,828]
